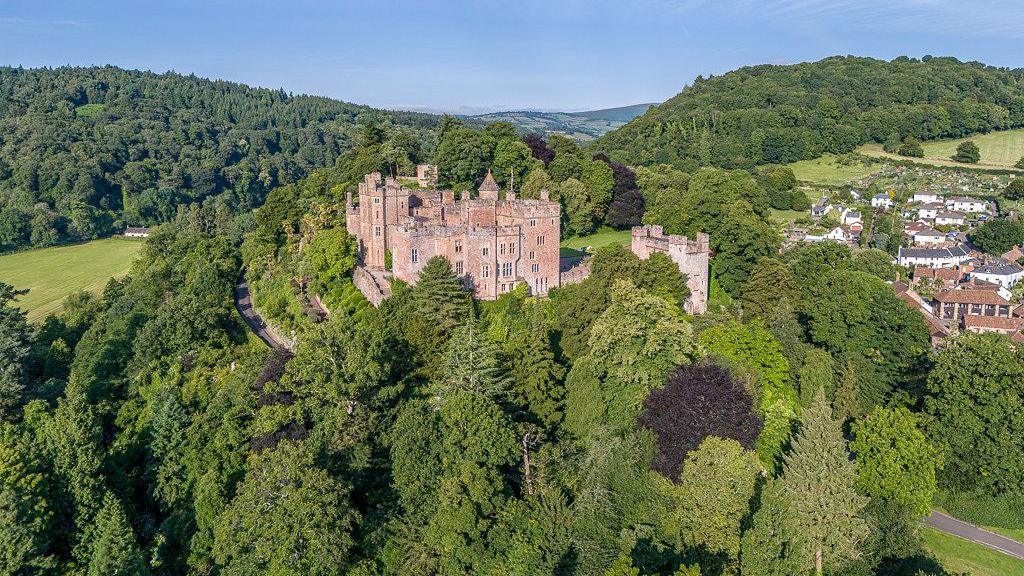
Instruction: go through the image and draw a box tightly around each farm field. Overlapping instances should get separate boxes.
[923,527,1024,576]
[787,154,882,186]
[0,238,144,321]
[860,129,1024,171]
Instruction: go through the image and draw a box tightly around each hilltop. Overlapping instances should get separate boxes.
[467,102,656,141]
[592,56,1024,170]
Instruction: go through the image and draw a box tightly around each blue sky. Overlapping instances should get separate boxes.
[2,0,1022,113]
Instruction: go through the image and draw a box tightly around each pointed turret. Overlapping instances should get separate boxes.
[478,170,499,201]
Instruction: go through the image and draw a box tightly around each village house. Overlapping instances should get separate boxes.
[898,245,972,268]
[810,199,833,218]
[840,208,862,226]
[913,266,966,290]
[971,261,1024,288]
[805,226,849,244]
[892,281,949,346]
[917,202,945,220]
[124,226,151,238]
[945,196,988,213]
[346,171,561,300]
[871,193,893,209]
[912,192,941,204]
[912,228,945,246]
[934,211,967,227]
[963,315,1024,337]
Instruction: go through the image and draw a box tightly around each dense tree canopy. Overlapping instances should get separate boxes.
[0,66,438,251]
[594,56,1024,170]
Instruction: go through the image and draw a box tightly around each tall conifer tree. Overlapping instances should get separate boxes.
[779,387,869,575]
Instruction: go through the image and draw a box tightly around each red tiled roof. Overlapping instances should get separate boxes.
[915,267,960,282]
[963,315,1024,331]
[934,289,1010,306]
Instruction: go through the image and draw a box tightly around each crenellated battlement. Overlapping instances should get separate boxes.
[631,225,710,315]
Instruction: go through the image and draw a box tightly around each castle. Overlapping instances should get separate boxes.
[345,170,562,300]
[631,225,710,315]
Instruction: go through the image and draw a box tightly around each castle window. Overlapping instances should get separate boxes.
[411,248,419,264]
[455,261,463,275]
[374,226,381,237]
[374,197,380,204]
[482,265,490,278]
[455,240,463,254]
[529,218,537,227]
[500,243,506,255]
[531,263,539,273]
[510,242,516,253]
[502,262,513,277]
[529,250,535,260]
[537,235,545,246]
[483,246,489,257]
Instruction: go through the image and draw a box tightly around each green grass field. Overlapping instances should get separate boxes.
[860,129,1024,171]
[0,238,145,321]
[924,528,1024,576]
[787,154,883,186]
[560,228,632,253]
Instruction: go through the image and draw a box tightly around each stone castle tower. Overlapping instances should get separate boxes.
[631,225,710,315]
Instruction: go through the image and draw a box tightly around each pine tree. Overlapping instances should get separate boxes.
[510,306,566,428]
[438,318,509,400]
[409,256,472,372]
[0,283,31,419]
[88,492,147,576]
[739,479,801,576]
[779,387,869,575]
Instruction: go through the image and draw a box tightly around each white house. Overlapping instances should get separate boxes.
[841,208,862,225]
[917,202,945,220]
[805,227,848,244]
[810,201,833,218]
[934,211,967,227]
[946,196,987,213]
[871,193,893,209]
[913,192,941,204]
[124,226,151,238]
[913,228,946,246]
[898,246,972,268]
[972,262,1024,288]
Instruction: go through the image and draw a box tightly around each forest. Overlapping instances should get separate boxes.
[593,56,1024,171]
[0,66,438,252]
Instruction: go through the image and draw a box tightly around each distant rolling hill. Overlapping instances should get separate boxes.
[468,103,657,141]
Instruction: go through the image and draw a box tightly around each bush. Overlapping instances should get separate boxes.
[898,137,924,158]
[934,490,1024,529]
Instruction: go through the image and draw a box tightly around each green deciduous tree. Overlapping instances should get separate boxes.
[969,218,1024,255]
[305,227,357,294]
[741,258,795,320]
[213,443,360,576]
[491,138,537,190]
[661,436,760,575]
[951,140,980,163]
[924,332,1024,494]
[565,280,695,437]
[851,406,938,518]
[779,388,869,575]
[897,137,924,158]
[713,201,781,296]
[740,479,802,576]
[1004,178,1024,201]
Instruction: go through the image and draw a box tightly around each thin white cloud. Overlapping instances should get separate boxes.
[0,17,90,27]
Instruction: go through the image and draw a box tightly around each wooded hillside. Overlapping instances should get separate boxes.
[592,56,1024,170]
[0,66,438,251]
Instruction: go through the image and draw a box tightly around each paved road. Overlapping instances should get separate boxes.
[924,510,1024,560]
[234,280,292,350]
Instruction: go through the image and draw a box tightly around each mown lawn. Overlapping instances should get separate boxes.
[0,238,144,321]
[787,154,882,186]
[560,228,632,253]
[923,528,1024,576]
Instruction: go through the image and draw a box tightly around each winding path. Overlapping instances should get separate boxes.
[234,279,293,350]
[924,510,1024,560]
